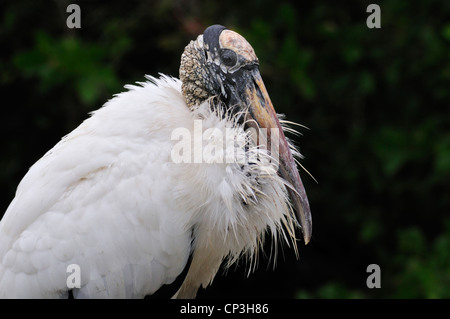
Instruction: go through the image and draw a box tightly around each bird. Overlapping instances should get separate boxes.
[0,24,312,298]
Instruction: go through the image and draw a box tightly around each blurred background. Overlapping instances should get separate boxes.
[1,0,449,298]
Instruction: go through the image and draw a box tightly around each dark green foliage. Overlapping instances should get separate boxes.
[0,0,448,298]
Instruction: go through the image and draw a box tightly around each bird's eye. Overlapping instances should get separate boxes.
[220,49,238,67]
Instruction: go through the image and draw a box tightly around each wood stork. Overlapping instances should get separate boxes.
[0,24,312,298]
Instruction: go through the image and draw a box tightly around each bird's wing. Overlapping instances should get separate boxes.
[0,75,193,298]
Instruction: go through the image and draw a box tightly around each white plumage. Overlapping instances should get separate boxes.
[0,76,296,298]
[0,25,311,298]
[1,76,191,297]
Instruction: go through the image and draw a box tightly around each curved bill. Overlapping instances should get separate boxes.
[242,68,312,244]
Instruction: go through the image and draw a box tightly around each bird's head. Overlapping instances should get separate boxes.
[179,25,312,244]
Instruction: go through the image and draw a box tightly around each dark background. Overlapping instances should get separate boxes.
[1,0,449,298]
